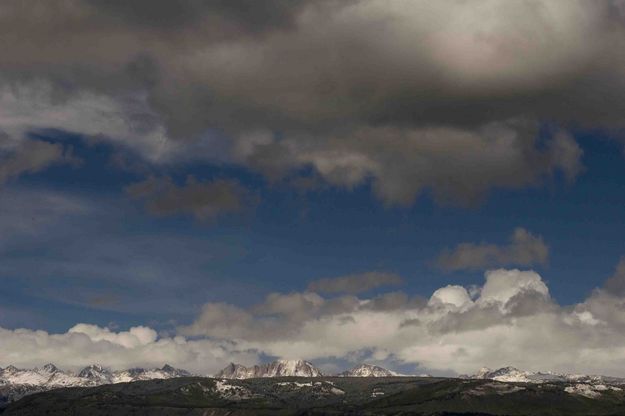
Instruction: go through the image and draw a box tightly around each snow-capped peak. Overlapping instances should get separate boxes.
[3,365,19,374]
[215,360,323,379]
[475,367,493,378]
[270,360,323,377]
[0,363,193,405]
[0,363,190,390]
[161,364,191,377]
[471,366,625,385]
[339,364,398,377]
[474,366,530,382]
[40,363,60,374]
[78,364,113,383]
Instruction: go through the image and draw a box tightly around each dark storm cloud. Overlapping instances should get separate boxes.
[125,175,252,221]
[1,0,623,203]
[437,228,550,272]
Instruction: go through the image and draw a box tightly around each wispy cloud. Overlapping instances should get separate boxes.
[436,228,549,272]
[307,272,403,294]
[125,175,254,222]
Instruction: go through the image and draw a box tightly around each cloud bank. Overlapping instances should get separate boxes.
[0,323,258,375]
[177,265,625,376]
[5,264,625,376]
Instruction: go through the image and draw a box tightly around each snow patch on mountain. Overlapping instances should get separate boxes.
[0,363,191,405]
[339,364,398,377]
[215,360,323,379]
[564,383,622,398]
[472,366,625,385]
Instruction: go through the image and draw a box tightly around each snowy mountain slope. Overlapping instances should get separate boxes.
[338,364,398,377]
[216,360,323,379]
[77,365,113,385]
[112,365,191,383]
[472,366,625,385]
[0,363,192,404]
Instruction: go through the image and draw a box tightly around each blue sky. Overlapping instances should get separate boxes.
[1,128,623,334]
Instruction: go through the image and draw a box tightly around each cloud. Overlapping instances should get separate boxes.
[437,228,549,272]
[7,265,625,376]
[602,257,625,296]
[428,285,473,309]
[176,266,625,376]
[237,123,583,206]
[0,0,615,205]
[0,137,77,185]
[125,175,252,221]
[307,272,403,294]
[0,323,258,375]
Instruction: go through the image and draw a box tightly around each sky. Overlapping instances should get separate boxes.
[3,0,625,377]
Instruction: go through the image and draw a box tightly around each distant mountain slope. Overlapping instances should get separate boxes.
[472,366,625,385]
[5,376,625,415]
[0,363,190,404]
[215,359,323,379]
[338,364,398,377]
[5,361,625,411]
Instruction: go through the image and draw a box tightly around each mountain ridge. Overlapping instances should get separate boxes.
[0,363,190,404]
[215,359,323,379]
[470,365,625,385]
[338,363,399,377]
[7,375,625,415]
[5,361,625,407]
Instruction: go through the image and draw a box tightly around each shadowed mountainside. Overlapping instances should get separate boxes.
[4,375,625,416]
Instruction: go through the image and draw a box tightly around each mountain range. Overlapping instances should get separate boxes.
[0,363,189,404]
[469,365,625,385]
[4,360,625,408]
[214,360,403,379]
[338,363,399,377]
[7,374,625,415]
[215,359,323,379]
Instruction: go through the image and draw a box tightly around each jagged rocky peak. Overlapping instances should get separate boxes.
[475,367,493,378]
[161,364,191,377]
[40,363,60,374]
[339,363,398,377]
[215,363,253,379]
[78,364,113,381]
[471,366,576,383]
[270,359,323,377]
[4,365,19,374]
[216,359,323,379]
[473,366,529,382]
[475,366,522,377]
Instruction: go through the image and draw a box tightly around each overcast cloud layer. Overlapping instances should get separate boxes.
[5,0,625,205]
[4,265,625,376]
